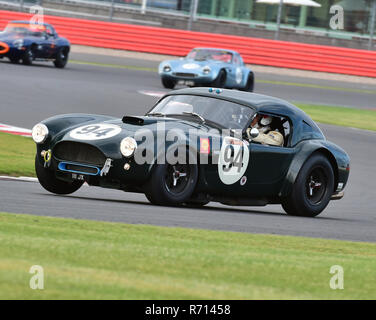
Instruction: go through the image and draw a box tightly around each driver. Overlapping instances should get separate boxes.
[247,114,284,147]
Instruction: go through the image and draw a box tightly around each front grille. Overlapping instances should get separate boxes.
[54,141,106,166]
[173,72,197,78]
[63,163,99,175]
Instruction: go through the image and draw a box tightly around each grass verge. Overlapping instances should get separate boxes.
[0,132,35,177]
[296,103,376,132]
[0,212,375,299]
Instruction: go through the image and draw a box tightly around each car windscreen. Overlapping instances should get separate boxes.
[149,95,254,130]
[4,24,45,37]
[187,49,233,63]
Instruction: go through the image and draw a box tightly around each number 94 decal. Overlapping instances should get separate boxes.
[218,137,249,185]
[70,124,122,140]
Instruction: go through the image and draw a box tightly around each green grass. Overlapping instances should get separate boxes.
[296,103,376,132]
[0,212,375,299]
[0,132,35,177]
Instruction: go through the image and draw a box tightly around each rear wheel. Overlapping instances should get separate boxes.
[54,47,69,69]
[282,154,334,217]
[212,70,226,88]
[161,78,176,89]
[35,156,83,195]
[22,47,34,65]
[145,161,198,206]
[242,73,254,92]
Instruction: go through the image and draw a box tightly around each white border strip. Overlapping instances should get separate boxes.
[0,123,32,137]
[0,176,38,182]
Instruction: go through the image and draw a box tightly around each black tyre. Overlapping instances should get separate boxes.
[162,78,176,89]
[54,47,69,69]
[35,156,83,195]
[145,160,198,206]
[22,47,34,65]
[184,200,210,208]
[282,154,334,217]
[9,57,19,64]
[212,69,226,88]
[241,72,254,92]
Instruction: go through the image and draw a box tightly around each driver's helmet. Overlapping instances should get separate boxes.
[260,115,272,126]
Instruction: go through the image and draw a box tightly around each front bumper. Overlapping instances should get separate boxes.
[36,143,152,189]
[161,73,214,85]
[331,191,344,200]
[0,44,25,59]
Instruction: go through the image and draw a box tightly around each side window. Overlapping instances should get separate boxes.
[249,113,292,147]
[46,26,54,36]
[301,120,313,136]
[233,55,240,66]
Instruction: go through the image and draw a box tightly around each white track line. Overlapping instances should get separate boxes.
[0,123,31,137]
[0,176,38,183]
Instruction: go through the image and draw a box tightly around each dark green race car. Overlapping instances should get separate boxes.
[32,88,350,217]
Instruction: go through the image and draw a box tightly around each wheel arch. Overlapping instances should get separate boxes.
[279,143,338,197]
[147,140,199,178]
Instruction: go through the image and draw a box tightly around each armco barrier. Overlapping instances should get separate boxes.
[1,9,376,77]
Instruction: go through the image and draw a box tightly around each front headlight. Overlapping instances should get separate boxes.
[120,137,137,157]
[13,39,23,49]
[32,123,49,144]
[203,66,211,75]
[163,64,172,72]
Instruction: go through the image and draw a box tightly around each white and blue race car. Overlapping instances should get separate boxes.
[159,48,254,91]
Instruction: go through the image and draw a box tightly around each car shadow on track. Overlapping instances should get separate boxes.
[39,192,345,221]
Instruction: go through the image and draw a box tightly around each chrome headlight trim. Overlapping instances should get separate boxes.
[203,66,211,75]
[120,137,137,157]
[163,64,172,72]
[13,39,24,49]
[32,123,49,144]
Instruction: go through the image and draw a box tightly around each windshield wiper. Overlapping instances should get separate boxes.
[183,112,205,124]
[146,112,165,117]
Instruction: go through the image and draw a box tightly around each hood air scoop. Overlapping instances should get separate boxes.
[122,116,144,125]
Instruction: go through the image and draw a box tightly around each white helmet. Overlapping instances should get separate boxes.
[260,115,272,126]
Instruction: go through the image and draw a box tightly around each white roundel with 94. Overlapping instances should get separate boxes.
[70,123,122,140]
[218,137,249,185]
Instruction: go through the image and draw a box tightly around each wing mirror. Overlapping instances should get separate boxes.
[249,128,259,139]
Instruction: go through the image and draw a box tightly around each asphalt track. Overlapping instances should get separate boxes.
[0,52,375,242]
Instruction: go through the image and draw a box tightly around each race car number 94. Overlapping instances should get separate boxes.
[70,124,122,140]
[218,137,249,185]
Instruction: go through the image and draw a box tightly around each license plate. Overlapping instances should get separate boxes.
[72,173,85,181]
[178,80,195,86]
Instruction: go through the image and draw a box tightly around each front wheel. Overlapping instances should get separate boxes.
[54,48,69,69]
[145,162,198,206]
[35,156,83,195]
[282,154,334,217]
[22,47,34,65]
[9,57,19,64]
[161,78,176,89]
[241,73,254,92]
[212,70,226,88]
